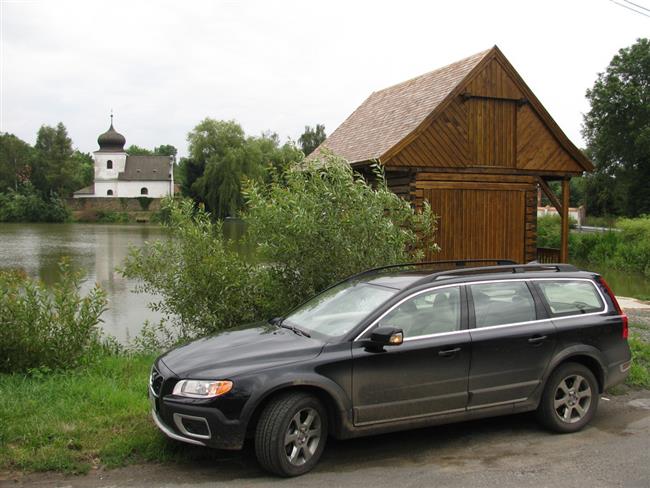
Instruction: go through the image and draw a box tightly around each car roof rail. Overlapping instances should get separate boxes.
[341,259,518,282]
[411,262,581,286]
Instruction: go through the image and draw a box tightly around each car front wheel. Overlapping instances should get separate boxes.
[537,362,599,433]
[255,392,328,477]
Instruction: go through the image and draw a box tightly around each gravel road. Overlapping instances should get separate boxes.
[5,389,650,488]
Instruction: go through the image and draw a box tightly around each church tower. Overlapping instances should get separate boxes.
[93,115,126,196]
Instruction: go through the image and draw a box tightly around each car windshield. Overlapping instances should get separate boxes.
[283,281,397,339]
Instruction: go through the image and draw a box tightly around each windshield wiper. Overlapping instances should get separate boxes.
[278,321,311,338]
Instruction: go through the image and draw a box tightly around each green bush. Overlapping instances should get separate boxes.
[244,159,436,307]
[539,214,650,277]
[95,210,131,223]
[0,185,70,223]
[137,197,153,211]
[0,262,107,373]
[122,156,437,344]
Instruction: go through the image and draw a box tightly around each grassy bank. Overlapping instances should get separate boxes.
[2,327,650,475]
[0,353,168,474]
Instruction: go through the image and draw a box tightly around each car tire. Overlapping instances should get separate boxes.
[255,392,328,477]
[537,362,600,433]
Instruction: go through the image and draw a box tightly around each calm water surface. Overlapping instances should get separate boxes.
[0,223,169,344]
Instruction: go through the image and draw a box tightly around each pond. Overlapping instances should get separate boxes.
[0,223,170,344]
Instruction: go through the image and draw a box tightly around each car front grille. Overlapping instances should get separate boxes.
[150,365,163,398]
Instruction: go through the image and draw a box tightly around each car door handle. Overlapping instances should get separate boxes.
[438,347,461,357]
[528,335,548,344]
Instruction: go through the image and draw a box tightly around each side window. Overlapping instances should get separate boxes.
[379,287,461,338]
[470,282,535,328]
[536,280,604,316]
[107,160,113,169]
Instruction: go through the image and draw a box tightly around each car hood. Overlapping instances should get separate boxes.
[159,322,324,378]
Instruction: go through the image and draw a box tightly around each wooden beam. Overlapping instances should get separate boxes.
[560,178,570,263]
[538,177,563,214]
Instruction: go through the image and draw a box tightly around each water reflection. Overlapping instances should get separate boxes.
[0,223,169,344]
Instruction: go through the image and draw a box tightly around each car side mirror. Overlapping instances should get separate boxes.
[366,326,404,349]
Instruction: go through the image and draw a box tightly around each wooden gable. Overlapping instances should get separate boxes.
[384,51,589,175]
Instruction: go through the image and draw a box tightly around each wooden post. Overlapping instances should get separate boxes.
[560,178,570,263]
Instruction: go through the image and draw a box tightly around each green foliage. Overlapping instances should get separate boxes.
[0,184,70,222]
[123,155,437,342]
[154,144,177,157]
[137,196,153,210]
[0,262,107,373]
[298,124,326,156]
[536,215,578,249]
[125,144,152,155]
[95,210,132,224]
[628,335,650,389]
[183,118,304,218]
[0,132,32,191]
[539,214,650,277]
[126,144,177,157]
[582,38,650,216]
[122,199,264,341]
[244,157,436,306]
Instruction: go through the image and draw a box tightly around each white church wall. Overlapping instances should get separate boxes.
[114,180,171,198]
[95,152,127,180]
[94,181,119,197]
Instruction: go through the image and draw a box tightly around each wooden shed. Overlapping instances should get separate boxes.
[316,46,593,263]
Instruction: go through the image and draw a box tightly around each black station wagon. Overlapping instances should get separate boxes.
[149,261,632,476]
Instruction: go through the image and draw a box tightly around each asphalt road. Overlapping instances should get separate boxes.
[5,390,650,488]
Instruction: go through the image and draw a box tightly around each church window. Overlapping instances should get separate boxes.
[140,187,148,195]
[107,189,113,196]
[107,160,113,169]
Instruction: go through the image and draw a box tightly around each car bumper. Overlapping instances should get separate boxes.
[149,389,247,450]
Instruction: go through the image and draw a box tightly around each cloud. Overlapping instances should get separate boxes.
[1,0,648,157]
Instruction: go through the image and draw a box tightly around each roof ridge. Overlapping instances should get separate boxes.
[371,47,493,95]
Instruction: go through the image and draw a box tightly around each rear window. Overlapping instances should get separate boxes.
[536,280,604,316]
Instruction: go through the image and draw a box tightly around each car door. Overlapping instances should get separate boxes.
[467,280,557,409]
[351,285,471,425]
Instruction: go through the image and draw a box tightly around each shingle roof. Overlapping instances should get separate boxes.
[315,48,491,164]
[119,155,172,181]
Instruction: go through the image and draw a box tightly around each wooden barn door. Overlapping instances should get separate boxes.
[416,179,529,263]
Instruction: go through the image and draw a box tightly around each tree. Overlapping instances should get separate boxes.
[582,38,650,216]
[32,122,76,196]
[298,124,326,156]
[0,133,32,191]
[126,144,153,155]
[154,144,177,157]
[184,119,303,218]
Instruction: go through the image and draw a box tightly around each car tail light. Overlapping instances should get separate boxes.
[597,276,628,339]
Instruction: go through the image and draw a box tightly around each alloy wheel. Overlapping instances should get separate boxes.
[284,407,322,466]
[553,374,592,424]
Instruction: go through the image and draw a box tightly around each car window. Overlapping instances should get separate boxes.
[470,282,536,327]
[378,287,461,338]
[536,280,604,315]
[285,282,396,338]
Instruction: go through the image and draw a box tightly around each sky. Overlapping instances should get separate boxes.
[1,0,648,158]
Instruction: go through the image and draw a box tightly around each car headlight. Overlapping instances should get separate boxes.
[172,380,233,398]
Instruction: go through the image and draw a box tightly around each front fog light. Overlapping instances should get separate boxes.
[172,380,233,398]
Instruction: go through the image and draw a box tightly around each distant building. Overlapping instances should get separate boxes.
[74,117,174,198]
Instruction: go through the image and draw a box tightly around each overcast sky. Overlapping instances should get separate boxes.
[1,0,648,158]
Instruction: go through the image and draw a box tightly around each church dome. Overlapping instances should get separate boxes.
[97,120,126,152]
